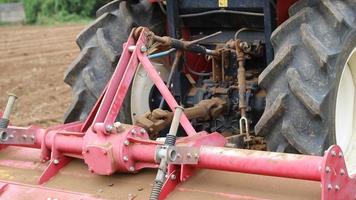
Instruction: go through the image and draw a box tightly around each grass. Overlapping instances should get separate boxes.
[36,13,92,25]
[0,0,103,25]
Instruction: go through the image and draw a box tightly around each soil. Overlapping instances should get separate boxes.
[0,25,84,127]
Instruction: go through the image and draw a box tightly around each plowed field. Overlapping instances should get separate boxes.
[0,25,84,127]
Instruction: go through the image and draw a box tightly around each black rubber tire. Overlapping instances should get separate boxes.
[63,0,164,123]
[255,0,356,155]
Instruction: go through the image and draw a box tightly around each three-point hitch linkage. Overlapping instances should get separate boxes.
[0,27,355,200]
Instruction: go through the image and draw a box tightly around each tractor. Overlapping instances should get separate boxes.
[0,0,355,199]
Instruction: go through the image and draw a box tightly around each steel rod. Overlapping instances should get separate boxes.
[198,146,323,181]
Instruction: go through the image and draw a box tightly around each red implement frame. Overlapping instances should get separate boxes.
[0,27,355,199]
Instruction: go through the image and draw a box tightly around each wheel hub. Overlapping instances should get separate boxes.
[336,47,356,175]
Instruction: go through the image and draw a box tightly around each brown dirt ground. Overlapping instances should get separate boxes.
[0,24,85,127]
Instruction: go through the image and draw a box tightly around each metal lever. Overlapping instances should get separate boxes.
[150,106,184,200]
[0,94,17,129]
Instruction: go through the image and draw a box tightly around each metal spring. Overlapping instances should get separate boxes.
[149,180,164,200]
[0,118,9,129]
[164,135,177,146]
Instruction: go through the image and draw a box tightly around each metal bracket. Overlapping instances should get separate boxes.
[168,146,199,165]
[0,128,35,145]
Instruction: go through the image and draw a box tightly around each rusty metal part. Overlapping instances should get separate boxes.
[235,40,252,143]
[235,40,247,116]
[149,32,218,56]
[135,98,226,135]
[212,56,222,82]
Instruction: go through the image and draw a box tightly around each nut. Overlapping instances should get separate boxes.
[124,140,130,146]
[331,151,336,157]
[53,159,59,165]
[123,156,129,162]
[327,184,332,191]
[140,45,148,53]
[106,125,114,133]
[129,166,135,172]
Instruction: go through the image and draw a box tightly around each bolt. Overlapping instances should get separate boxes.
[340,169,345,176]
[140,129,146,134]
[106,125,114,133]
[103,151,108,155]
[140,45,147,53]
[9,134,14,139]
[339,152,343,158]
[335,185,340,191]
[114,122,123,132]
[123,156,129,162]
[53,159,59,165]
[22,134,27,140]
[194,153,199,159]
[170,174,176,180]
[177,153,182,159]
[129,166,135,172]
[327,184,332,191]
[114,122,122,128]
[325,166,331,173]
[131,129,137,135]
[331,151,336,157]
[30,135,35,140]
[124,140,130,146]
[187,153,192,159]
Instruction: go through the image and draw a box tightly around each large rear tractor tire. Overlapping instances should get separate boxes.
[256,0,356,174]
[63,0,164,123]
[64,0,167,123]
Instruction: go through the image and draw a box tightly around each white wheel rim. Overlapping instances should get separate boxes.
[130,63,169,123]
[335,47,356,175]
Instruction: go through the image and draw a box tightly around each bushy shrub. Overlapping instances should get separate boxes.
[23,0,41,23]
[16,0,112,24]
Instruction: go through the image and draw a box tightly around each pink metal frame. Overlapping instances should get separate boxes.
[1,27,355,199]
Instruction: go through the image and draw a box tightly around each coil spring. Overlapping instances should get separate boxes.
[164,135,177,146]
[0,119,9,129]
[149,180,164,200]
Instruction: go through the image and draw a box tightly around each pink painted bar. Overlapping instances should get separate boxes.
[93,32,136,125]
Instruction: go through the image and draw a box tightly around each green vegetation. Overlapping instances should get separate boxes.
[0,0,112,24]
